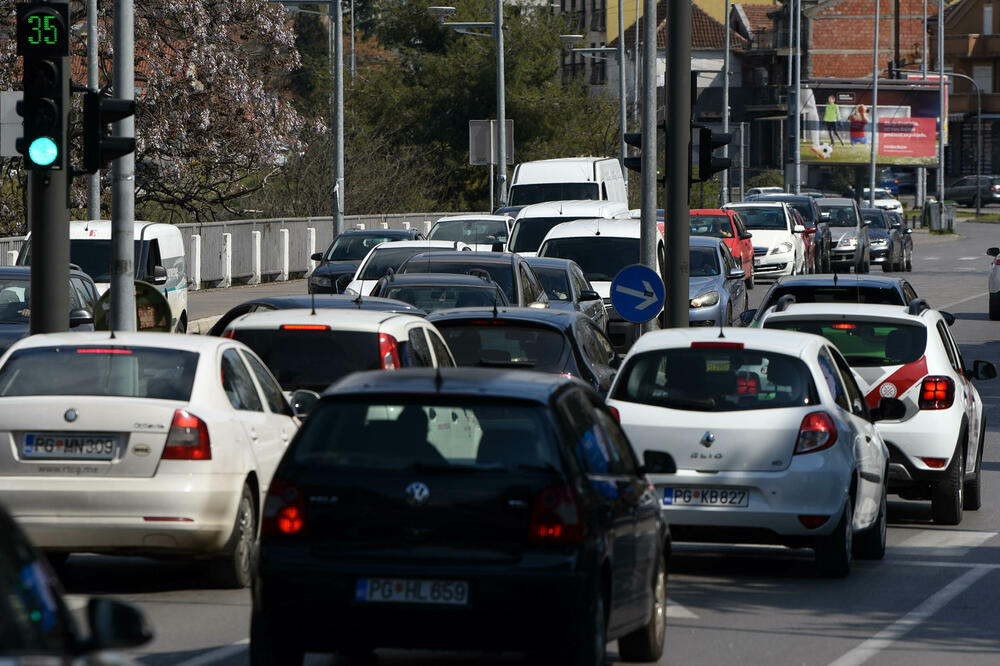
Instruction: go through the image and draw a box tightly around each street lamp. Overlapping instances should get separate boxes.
[430,4,508,207]
[560,34,628,192]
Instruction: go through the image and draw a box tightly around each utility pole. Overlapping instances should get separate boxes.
[495,0,507,206]
[719,0,731,205]
[333,0,345,236]
[917,0,928,210]
[664,0,691,328]
[937,0,944,214]
[111,0,136,331]
[618,0,627,193]
[793,0,801,194]
[87,0,99,220]
[869,0,881,208]
[639,0,658,332]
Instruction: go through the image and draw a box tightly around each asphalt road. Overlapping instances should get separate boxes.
[59,220,1000,665]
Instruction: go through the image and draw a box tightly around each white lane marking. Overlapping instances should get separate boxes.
[667,598,698,619]
[892,529,997,558]
[827,565,992,666]
[171,639,249,666]
[940,291,988,310]
[922,257,939,260]
[64,595,88,612]
[959,256,981,261]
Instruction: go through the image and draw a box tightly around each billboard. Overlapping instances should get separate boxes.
[797,79,945,166]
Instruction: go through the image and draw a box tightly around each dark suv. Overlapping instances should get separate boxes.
[251,368,671,666]
[947,175,1000,207]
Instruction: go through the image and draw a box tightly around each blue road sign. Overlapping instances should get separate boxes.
[610,264,665,324]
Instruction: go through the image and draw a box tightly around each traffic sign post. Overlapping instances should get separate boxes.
[610,264,665,324]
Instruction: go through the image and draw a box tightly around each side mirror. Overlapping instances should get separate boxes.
[973,360,997,381]
[890,222,902,229]
[941,311,956,326]
[289,389,321,417]
[987,247,1000,257]
[579,289,602,302]
[69,308,95,328]
[871,396,906,422]
[149,265,167,286]
[793,224,806,233]
[310,252,324,262]
[726,268,746,280]
[641,450,677,475]
[741,232,753,240]
[739,309,756,326]
[83,598,152,651]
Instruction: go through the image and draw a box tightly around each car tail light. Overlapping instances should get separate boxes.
[281,324,331,331]
[261,477,307,537]
[918,376,954,410]
[690,341,744,349]
[794,411,838,455]
[797,515,830,529]
[994,258,1000,266]
[992,183,1000,193]
[920,457,947,469]
[379,333,400,370]
[161,410,211,460]
[75,348,132,354]
[831,323,856,330]
[607,406,620,423]
[529,484,582,543]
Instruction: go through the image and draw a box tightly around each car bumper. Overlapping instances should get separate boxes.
[1,472,244,553]
[752,254,794,279]
[831,248,859,264]
[877,412,962,492]
[689,303,723,327]
[870,247,890,262]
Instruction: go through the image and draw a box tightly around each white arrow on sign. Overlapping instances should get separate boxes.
[615,280,659,310]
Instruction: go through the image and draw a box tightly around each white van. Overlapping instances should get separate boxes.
[507,200,631,257]
[17,220,189,332]
[508,157,627,207]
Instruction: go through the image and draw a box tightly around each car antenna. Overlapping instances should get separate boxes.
[718,307,726,338]
[492,297,499,320]
[434,363,444,392]
[310,289,316,316]
[353,291,363,308]
[595,218,601,236]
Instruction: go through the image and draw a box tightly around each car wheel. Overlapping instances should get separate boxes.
[211,484,256,588]
[745,267,755,290]
[250,608,304,666]
[964,423,985,511]
[853,480,887,560]
[618,555,667,662]
[814,501,852,578]
[931,440,964,526]
[989,292,1000,321]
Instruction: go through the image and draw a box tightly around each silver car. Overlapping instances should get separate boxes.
[523,256,609,331]
[688,236,749,327]
[816,197,870,273]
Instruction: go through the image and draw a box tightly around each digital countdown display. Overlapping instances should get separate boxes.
[16,2,70,58]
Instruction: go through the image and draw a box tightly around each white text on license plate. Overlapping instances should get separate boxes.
[355,578,469,606]
[663,488,748,507]
[22,434,117,460]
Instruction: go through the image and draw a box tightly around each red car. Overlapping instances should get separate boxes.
[788,208,817,274]
[687,209,756,289]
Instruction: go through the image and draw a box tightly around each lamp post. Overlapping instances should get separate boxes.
[869,0,880,209]
[430,5,507,206]
[560,34,628,192]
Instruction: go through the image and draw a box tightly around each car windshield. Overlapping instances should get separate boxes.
[762,285,904,307]
[326,235,401,261]
[437,323,566,371]
[787,202,816,223]
[862,212,888,228]
[0,346,198,400]
[508,217,580,254]
[530,266,571,301]
[384,284,503,313]
[539,237,637,282]
[429,220,508,245]
[764,320,928,367]
[734,208,787,230]
[612,348,818,412]
[230,329,380,392]
[0,278,30,324]
[819,205,858,227]
[401,259,515,304]
[508,183,600,206]
[21,240,144,284]
[291,399,562,472]
[690,247,720,277]
[690,215,733,238]
[360,247,445,281]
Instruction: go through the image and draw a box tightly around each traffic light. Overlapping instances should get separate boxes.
[692,124,734,184]
[15,1,70,170]
[82,92,136,173]
[623,132,642,173]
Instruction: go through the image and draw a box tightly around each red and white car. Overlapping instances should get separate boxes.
[686,209,756,289]
[760,300,997,525]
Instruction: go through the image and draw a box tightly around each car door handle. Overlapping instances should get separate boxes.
[248,428,258,441]
[865,435,872,443]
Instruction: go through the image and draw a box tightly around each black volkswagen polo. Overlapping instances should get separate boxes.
[250,368,671,665]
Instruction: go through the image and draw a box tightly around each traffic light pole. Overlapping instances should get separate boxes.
[664,0,691,328]
[111,0,136,331]
[28,170,69,334]
[639,0,657,334]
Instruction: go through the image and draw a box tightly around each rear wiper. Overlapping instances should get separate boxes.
[514,462,560,474]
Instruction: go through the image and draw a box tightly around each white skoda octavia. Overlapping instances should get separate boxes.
[606,328,893,577]
[0,332,299,587]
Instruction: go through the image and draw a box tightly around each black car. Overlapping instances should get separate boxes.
[746,194,832,272]
[251,368,671,665]
[885,211,914,271]
[0,501,152,660]
[429,306,619,395]
[207,294,424,336]
[399,251,549,307]
[371,272,510,313]
[523,256,608,330]
[947,174,1000,207]
[308,229,424,294]
[860,208,907,272]
[744,274,920,324]
[0,267,99,355]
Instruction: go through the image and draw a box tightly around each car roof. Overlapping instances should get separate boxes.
[7,331,229,354]
[689,236,723,248]
[724,201,786,209]
[339,229,417,237]
[514,200,630,219]
[752,194,814,203]
[0,266,92,281]
[760,302,930,324]
[523,256,578,270]
[225,308,425,330]
[428,306,580,327]
[689,208,730,215]
[237,295,425,314]
[860,208,888,215]
[434,215,512,223]
[379,272,501,287]
[541,218,642,240]
[404,251,517,266]
[370,240,462,251]
[815,197,855,205]
[627,327,827,357]
[323,367,583,402]
[771,274,907,289]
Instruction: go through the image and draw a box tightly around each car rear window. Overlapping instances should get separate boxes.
[429,219,508,244]
[764,320,927,367]
[613,347,819,411]
[539,237,637,282]
[763,285,905,307]
[690,215,734,238]
[0,346,198,400]
[402,259,515,303]
[384,284,503,312]
[360,247,440,280]
[291,399,561,472]
[231,329,380,391]
[437,322,566,371]
[508,217,579,254]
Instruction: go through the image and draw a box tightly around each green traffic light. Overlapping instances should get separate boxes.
[27,136,58,166]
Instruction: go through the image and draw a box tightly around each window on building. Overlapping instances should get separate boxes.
[974,64,994,95]
[985,4,994,34]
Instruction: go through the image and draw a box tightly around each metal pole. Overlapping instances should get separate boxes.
[495,0,507,206]
[350,0,356,80]
[720,0,730,205]
[633,0,639,122]
[869,0,880,208]
[87,0,99,220]
[976,83,982,217]
[937,0,944,212]
[665,0,690,328]
[917,0,927,209]
[639,0,657,333]
[787,1,793,87]
[489,119,495,209]
[618,0,628,192]
[28,175,70,334]
[793,0,801,194]
[334,0,345,235]
[111,0,136,331]
[739,121,746,200]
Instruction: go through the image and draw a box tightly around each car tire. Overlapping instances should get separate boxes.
[905,250,913,272]
[853,481,887,560]
[211,484,256,588]
[814,501,852,578]
[931,440,964,526]
[250,609,304,666]
[989,292,1000,320]
[964,423,985,511]
[565,586,607,666]
[618,555,667,663]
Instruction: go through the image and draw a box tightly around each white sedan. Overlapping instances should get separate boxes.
[0,332,299,587]
[607,328,893,577]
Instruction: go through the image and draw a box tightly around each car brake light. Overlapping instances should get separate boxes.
[379,333,400,370]
[918,376,954,410]
[992,184,1000,193]
[921,457,948,469]
[529,484,582,542]
[794,411,838,455]
[690,341,744,349]
[261,477,307,536]
[831,323,856,330]
[76,348,132,354]
[995,258,1000,266]
[281,324,331,331]
[161,410,211,460]
[797,515,830,529]
[607,406,620,423]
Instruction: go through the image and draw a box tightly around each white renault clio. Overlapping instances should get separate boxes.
[607,328,893,576]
